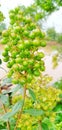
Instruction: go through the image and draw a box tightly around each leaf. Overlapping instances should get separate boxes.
[1,78,12,86]
[23,109,44,116]
[56,111,62,114]
[2,84,22,95]
[12,100,23,114]
[0,94,8,104]
[0,120,6,130]
[1,129,7,130]
[0,112,11,122]
[42,118,56,130]
[0,100,24,122]
[28,88,36,101]
[11,84,22,95]
[42,122,49,130]
[59,94,62,98]
[32,124,39,130]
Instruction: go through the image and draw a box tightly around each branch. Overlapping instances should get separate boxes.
[38,120,42,130]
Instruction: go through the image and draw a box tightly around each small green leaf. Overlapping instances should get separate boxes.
[42,122,49,130]
[0,100,24,122]
[59,94,62,98]
[1,78,12,86]
[2,84,22,95]
[23,109,44,116]
[9,84,22,95]
[12,100,23,114]
[0,94,8,105]
[42,118,56,130]
[28,88,36,101]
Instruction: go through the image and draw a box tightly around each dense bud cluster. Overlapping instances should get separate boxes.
[16,114,38,130]
[2,7,46,85]
[23,86,61,112]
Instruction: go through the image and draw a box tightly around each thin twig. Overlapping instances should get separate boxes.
[38,120,42,130]
[2,104,10,130]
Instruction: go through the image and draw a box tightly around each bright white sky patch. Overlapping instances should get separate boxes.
[43,7,62,32]
[0,0,34,16]
[0,0,34,25]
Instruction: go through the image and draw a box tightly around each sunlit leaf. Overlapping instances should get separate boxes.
[0,94,8,105]
[0,100,24,122]
[1,78,12,86]
[42,118,56,130]
[23,109,44,116]
[28,88,36,101]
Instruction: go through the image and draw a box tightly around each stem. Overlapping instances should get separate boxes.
[14,85,26,130]
[38,120,42,130]
[7,121,10,130]
[2,101,10,130]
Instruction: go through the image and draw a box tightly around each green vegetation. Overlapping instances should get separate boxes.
[56,33,62,44]
[0,0,62,130]
[0,11,5,22]
[46,27,57,41]
[46,27,62,44]
[54,78,62,90]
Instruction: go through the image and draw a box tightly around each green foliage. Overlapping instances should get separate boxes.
[54,78,62,90]
[11,84,61,130]
[0,72,61,129]
[28,88,36,101]
[56,33,62,44]
[0,1,62,130]
[0,100,24,122]
[23,109,44,116]
[42,117,56,130]
[53,79,62,130]
[52,53,59,69]
[0,94,8,105]
[0,23,6,40]
[46,27,62,44]
[35,0,56,13]
[46,27,57,41]
[53,102,62,130]
[1,77,12,86]
[0,11,5,22]
[0,23,6,32]
[56,122,62,130]
[0,10,5,38]
[35,0,62,13]
[0,121,6,130]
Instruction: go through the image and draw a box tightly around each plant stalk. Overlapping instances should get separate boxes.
[38,120,42,130]
[2,104,10,130]
[14,85,26,130]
